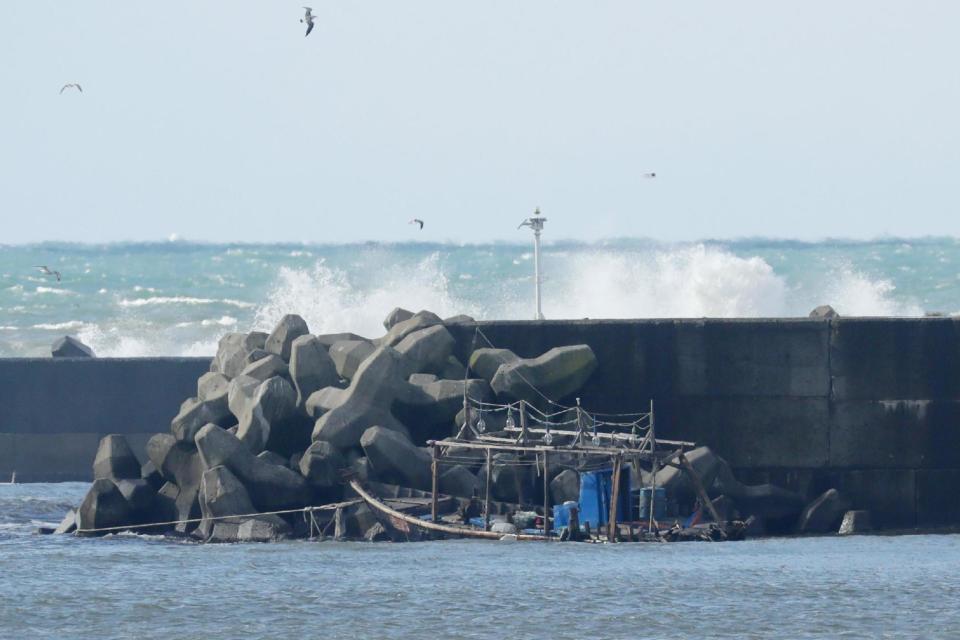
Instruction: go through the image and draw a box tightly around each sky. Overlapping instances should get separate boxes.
[2,2,959,244]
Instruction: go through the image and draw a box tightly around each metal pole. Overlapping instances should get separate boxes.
[519,208,547,320]
[533,224,543,320]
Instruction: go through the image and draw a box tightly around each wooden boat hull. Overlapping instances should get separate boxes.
[349,480,550,542]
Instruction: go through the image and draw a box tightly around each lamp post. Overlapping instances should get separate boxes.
[518,207,547,320]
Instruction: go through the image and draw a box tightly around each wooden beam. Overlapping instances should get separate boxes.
[431,444,440,523]
[677,452,724,528]
[483,448,492,531]
[607,454,622,542]
[542,451,551,538]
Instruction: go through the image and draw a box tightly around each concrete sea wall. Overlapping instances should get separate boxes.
[2,318,958,528]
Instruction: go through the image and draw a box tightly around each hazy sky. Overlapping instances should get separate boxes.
[2,2,959,244]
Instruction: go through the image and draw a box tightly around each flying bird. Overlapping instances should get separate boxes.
[301,7,316,37]
[642,172,656,178]
[60,83,83,94]
[34,266,62,281]
[409,219,424,230]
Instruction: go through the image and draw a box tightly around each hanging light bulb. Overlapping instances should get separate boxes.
[543,426,553,446]
[476,415,486,433]
[505,408,516,430]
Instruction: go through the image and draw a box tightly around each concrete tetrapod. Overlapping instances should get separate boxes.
[264,314,310,362]
[550,468,580,505]
[240,353,289,383]
[798,488,850,534]
[213,332,266,379]
[489,345,598,404]
[360,426,432,491]
[199,465,290,542]
[383,307,414,331]
[378,310,443,348]
[197,372,231,416]
[304,386,346,420]
[329,340,376,381]
[145,433,205,532]
[77,479,132,534]
[289,335,338,407]
[92,434,142,481]
[438,465,480,498]
[195,424,310,512]
[395,324,456,377]
[311,347,413,449]
[171,396,235,443]
[234,376,297,455]
[299,440,348,488]
[51,335,95,358]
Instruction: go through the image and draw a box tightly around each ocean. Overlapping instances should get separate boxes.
[2,483,959,639]
[1,237,958,358]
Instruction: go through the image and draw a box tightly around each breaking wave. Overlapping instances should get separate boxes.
[1,240,930,357]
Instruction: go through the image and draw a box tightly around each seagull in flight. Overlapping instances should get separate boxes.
[60,83,83,94]
[409,219,424,230]
[34,266,62,281]
[642,172,656,179]
[301,7,316,37]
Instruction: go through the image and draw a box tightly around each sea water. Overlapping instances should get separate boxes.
[1,237,958,358]
[1,483,959,639]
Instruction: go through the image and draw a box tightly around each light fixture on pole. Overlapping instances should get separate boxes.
[518,207,547,320]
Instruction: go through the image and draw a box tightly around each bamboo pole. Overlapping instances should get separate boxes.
[607,454,622,542]
[431,444,440,523]
[542,451,551,538]
[483,448,493,531]
[678,452,724,527]
[648,455,659,534]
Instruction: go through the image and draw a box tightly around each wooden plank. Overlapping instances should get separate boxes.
[431,444,439,523]
[678,452,724,528]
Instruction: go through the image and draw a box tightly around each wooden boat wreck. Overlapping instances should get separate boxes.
[350,395,750,543]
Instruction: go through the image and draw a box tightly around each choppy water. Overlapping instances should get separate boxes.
[1,237,959,357]
[2,483,959,639]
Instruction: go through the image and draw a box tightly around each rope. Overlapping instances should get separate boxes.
[74,500,361,536]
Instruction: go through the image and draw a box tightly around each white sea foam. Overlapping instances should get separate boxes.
[29,241,927,358]
[34,287,73,296]
[546,244,788,318]
[118,296,254,309]
[201,316,238,327]
[816,266,923,317]
[31,321,87,331]
[253,254,481,338]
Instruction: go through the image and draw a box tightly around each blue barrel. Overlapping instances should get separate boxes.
[579,469,631,529]
[637,487,667,520]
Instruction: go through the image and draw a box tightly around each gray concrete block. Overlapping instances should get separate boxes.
[916,468,960,527]
[674,320,830,397]
[830,318,960,400]
[830,400,960,469]
[10,433,101,482]
[833,468,916,529]
[668,397,830,468]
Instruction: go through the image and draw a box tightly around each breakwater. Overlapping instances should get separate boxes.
[2,317,958,529]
